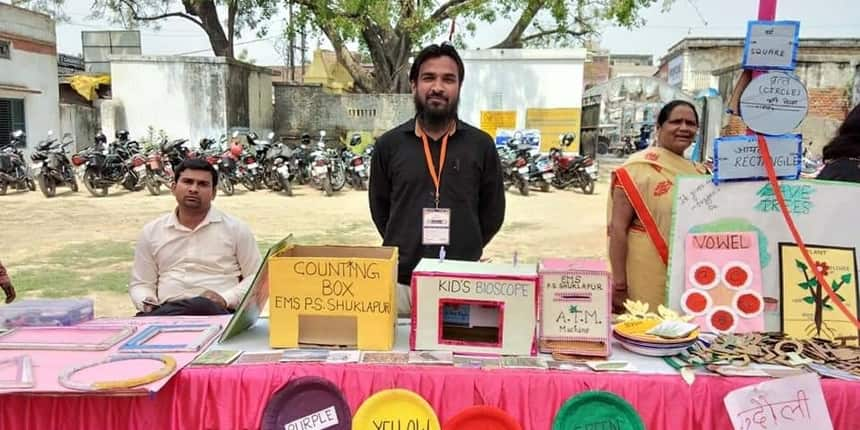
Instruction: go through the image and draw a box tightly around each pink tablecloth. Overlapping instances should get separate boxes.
[1,363,858,430]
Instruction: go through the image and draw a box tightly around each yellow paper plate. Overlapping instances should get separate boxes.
[352,389,441,430]
[613,319,699,345]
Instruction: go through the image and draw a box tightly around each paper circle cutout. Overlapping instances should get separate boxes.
[688,262,720,290]
[733,290,764,319]
[722,261,753,290]
[552,391,645,430]
[443,406,522,430]
[706,306,737,333]
[260,376,351,430]
[739,71,809,136]
[680,289,712,316]
[352,389,441,430]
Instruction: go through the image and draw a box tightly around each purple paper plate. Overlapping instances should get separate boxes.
[260,376,352,430]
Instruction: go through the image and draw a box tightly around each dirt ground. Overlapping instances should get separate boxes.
[0,168,614,317]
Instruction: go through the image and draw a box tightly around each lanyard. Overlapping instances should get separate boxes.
[419,124,451,208]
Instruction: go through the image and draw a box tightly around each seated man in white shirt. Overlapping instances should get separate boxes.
[129,158,262,316]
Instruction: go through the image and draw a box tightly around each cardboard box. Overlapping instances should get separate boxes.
[538,259,611,357]
[268,245,398,350]
[410,258,538,356]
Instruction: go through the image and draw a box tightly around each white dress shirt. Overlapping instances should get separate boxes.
[128,206,262,311]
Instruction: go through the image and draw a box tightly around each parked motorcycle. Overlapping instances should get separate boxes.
[202,132,244,196]
[144,138,191,195]
[30,131,78,197]
[0,130,36,195]
[550,133,598,195]
[800,146,824,179]
[613,136,638,158]
[73,131,146,197]
[309,130,346,196]
[342,133,369,190]
[238,132,263,192]
[498,132,531,196]
[527,153,554,192]
[259,132,294,196]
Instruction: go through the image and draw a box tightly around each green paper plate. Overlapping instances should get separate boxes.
[552,391,645,430]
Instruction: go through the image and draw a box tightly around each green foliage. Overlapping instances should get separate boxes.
[802,296,816,305]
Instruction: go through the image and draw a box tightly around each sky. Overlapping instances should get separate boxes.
[26,0,860,66]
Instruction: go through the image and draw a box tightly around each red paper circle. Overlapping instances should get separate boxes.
[710,309,735,332]
[724,266,749,288]
[737,293,762,314]
[685,292,708,314]
[694,266,717,286]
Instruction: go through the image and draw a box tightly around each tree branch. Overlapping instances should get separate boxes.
[519,27,589,44]
[119,0,206,31]
[429,0,476,22]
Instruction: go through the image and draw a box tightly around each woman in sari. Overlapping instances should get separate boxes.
[608,100,709,313]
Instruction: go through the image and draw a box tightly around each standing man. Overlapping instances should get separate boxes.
[129,158,262,316]
[0,259,16,303]
[369,43,506,315]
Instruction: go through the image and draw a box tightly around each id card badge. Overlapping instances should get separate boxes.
[422,208,451,245]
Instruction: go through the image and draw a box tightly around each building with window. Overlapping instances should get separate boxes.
[0,4,60,151]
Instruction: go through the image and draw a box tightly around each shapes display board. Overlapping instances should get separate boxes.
[268,245,398,350]
[739,72,808,136]
[681,232,764,333]
[742,20,800,70]
[668,176,860,333]
[220,235,292,343]
[538,259,611,356]
[410,259,538,356]
[778,244,858,341]
[713,134,801,183]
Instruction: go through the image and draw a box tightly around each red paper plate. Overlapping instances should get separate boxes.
[443,406,522,430]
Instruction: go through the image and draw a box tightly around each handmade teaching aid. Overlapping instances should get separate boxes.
[681,232,764,333]
[268,245,397,350]
[538,259,611,356]
[410,258,538,356]
[712,134,801,183]
[778,243,858,341]
[723,373,833,430]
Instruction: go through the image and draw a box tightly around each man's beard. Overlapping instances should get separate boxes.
[415,93,459,131]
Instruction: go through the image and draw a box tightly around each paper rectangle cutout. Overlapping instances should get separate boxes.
[723,373,833,430]
[0,355,34,389]
[682,232,764,333]
[538,259,611,357]
[0,326,135,351]
[742,20,800,70]
[713,134,801,183]
[778,243,859,341]
[119,323,220,353]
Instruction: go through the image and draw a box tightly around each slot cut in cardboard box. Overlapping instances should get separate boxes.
[538,259,611,357]
[268,245,398,350]
[410,258,538,356]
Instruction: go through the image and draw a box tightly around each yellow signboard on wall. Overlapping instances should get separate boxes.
[480,111,517,138]
[525,108,582,152]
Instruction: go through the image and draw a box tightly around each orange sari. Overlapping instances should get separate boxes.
[607,147,708,308]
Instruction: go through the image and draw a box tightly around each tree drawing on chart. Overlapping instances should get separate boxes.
[794,259,853,337]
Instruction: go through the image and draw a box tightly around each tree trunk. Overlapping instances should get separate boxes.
[491,0,546,49]
[183,0,232,58]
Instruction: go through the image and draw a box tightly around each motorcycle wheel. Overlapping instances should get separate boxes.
[581,176,595,195]
[242,177,256,192]
[322,176,333,197]
[146,179,161,196]
[38,175,56,198]
[69,173,79,192]
[0,181,7,196]
[331,168,346,191]
[280,175,293,197]
[26,177,36,192]
[518,179,530,196]
[84,170,108,197]
[540,181,551,193]
[219,174,235,196]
